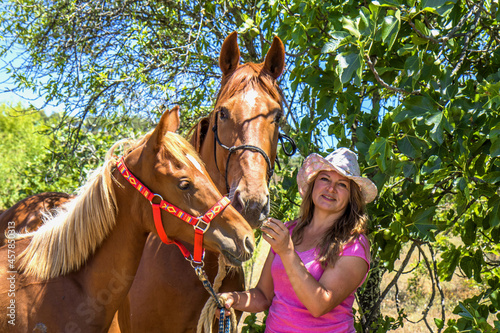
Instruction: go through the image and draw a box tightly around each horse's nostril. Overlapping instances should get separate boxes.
[244,236,255,256]
[260,195,270,218]
[231,190,244,214]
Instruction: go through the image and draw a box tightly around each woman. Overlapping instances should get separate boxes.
[218,148,378,332]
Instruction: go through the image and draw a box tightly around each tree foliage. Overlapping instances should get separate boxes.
[1,0,500,332]
[0,103,151,208]
[0,104,51,208]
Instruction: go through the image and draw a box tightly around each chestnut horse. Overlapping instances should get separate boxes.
[0,107,254,332]
[0,32,289,332]
[115,32,287,332]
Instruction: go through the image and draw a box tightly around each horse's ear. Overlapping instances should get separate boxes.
[219,31,240,75]
[190,117,210,152]
[263,36,285,80]
[153,105,180,147]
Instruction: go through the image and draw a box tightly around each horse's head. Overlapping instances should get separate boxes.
[191,32,286,228]
[125,107,255,266]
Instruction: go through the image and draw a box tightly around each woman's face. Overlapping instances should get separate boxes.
[311,170,351,218]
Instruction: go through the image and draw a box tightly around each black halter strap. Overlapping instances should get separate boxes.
[274,132,297,171]
[212,112,297,194]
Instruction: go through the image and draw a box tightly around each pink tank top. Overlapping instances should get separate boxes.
[265,233,370,333]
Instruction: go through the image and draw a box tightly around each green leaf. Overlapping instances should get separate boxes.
[359,7,372,36]
[404,55,420,77]
[403,162,416,177]
[422,155,441,174]
[434,318,444,329]
[491,290,500,309]
[460,252,482,283]
[336,53,361,84]
[342,17,360,39]
[321,32,350,53]
[462,220,476,246]
[412,207,436,238]
[300,116,312,132]
[490,124,500,157]
[411,33,430,45]
[421,0,457,16]
[395,96,434,123]
[412,207,436,226]
[440,248,461,281]
[473,250,483,283]
[457,302,474,319]
[377,10,401,51]
[380,16,399,43]
[425,111,449,145]
[489,201,500,228]
[372,0,402,6]
[484,172,500,184]
[397,134,427,158]
[460,256,474,279]
[369,137,391,172]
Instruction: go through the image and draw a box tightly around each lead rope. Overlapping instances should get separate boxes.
[196,256,237,333]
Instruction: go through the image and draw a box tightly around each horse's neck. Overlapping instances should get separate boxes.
[76,195,147,321]
[191,129,228,195]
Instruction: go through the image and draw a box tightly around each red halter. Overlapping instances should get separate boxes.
[117,157,231,264]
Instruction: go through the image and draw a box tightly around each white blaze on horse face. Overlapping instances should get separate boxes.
[243,89,259,110]
[186,154,204,175]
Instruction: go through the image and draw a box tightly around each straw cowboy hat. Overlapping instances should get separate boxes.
[297,148,378,203]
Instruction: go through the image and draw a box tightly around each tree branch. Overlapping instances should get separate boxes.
[365,55,421,96]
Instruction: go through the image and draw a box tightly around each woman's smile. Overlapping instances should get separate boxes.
[312,170,350,217]
[321,194,335,201]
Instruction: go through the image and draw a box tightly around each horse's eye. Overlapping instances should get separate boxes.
[178,180,191,190]
[218,107,229,120]
[273,109,283,124]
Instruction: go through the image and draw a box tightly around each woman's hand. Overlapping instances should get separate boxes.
[213,254,276,316]
[261,218,294,256]
[216,292,236,317]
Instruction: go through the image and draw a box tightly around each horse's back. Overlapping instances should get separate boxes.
[0,192,73,246]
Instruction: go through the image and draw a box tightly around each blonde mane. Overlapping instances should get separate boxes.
[17,157,119,280]
[17,131,203,280]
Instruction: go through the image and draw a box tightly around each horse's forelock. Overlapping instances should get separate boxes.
[217,63,282,105]
[160,132,205,170]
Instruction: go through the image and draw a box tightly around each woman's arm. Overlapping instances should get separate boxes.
[281,252,368,317]
[219,248,275,314]
[262,218,368,318]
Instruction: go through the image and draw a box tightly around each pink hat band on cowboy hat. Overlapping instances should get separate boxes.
[297,148,378,203]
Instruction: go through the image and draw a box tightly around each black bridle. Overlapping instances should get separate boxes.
[212,111,297,194]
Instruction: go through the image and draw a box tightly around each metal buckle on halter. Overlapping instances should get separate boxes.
[194,217,210,233]
[150,193,163,205]
[189,254,205,268]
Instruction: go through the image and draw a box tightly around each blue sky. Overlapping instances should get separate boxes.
[0,41,62,114]
[0,70,61,114]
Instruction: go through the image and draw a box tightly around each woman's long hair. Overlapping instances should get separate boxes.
[291,173,369,269]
